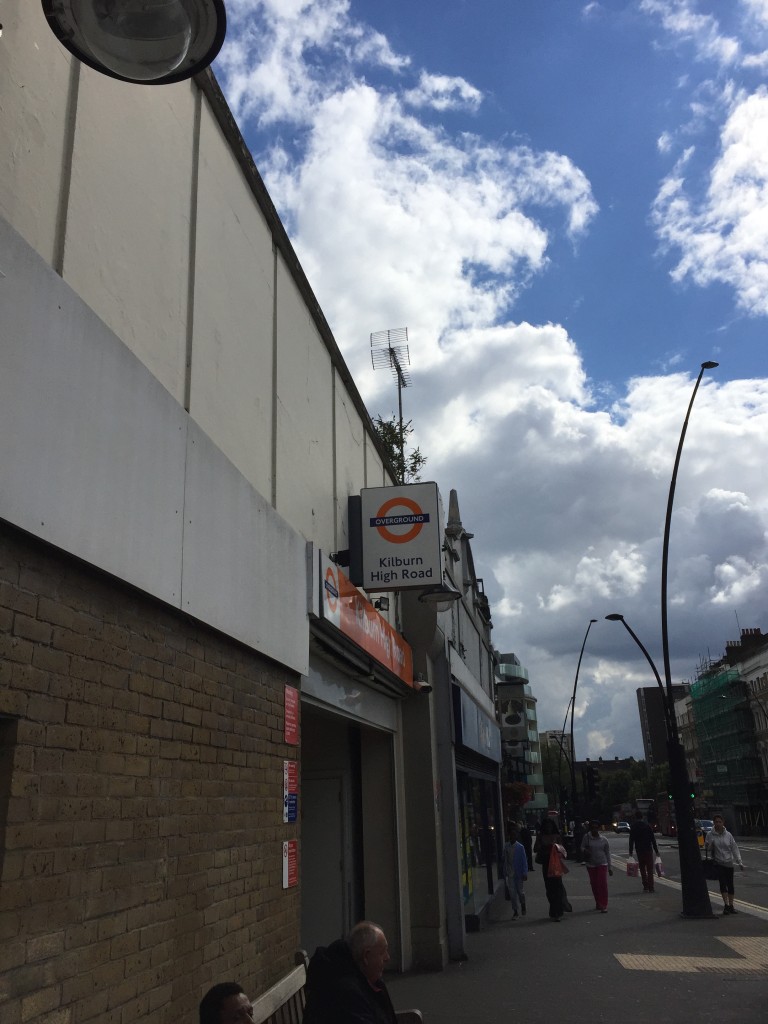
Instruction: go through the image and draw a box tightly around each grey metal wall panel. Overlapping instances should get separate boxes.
[181,421,309,675]
[0,217,187,604]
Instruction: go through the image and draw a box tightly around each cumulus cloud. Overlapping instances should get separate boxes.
[640,0,740,66]
[403,73,483,112]
[652,88,768,316]
[215,1,768,760]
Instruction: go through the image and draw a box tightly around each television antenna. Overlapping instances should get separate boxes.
[371,328,411,482]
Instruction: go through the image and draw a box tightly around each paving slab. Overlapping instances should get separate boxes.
[387,854,768,1023]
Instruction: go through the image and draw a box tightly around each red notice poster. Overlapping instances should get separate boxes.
[282,839,298,889]
[284,685,299,745]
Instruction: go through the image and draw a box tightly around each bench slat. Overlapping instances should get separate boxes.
[250,964,306,1024]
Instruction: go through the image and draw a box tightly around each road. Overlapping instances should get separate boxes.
[605,831,768,913]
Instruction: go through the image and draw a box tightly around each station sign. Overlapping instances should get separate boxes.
[359,482,443,592]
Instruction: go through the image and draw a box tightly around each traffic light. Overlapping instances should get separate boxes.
[689,785,696,801]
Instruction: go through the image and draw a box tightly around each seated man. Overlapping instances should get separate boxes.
[199,982,254,1024]
[303,920,396,1024]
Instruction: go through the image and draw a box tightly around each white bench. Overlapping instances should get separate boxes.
[250,952,423,1024]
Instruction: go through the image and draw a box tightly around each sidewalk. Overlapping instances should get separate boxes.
[388,855,768,1023]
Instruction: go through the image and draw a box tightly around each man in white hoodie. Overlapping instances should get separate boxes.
[705,814,744,915]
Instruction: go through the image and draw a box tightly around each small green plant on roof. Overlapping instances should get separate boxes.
[373,414,427,484]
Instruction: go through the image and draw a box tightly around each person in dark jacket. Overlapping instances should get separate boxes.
[628,810,659,893]
[533,817,569,921]
[303,921,396,1024]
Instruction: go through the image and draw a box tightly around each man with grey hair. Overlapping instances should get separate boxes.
[303,920,396,1024]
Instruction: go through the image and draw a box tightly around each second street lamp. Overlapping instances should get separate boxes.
[605,613,713,917]
[567,618,597,822]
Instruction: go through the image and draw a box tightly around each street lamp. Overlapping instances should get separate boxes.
[42,0,227,85]
[558,619,597,822]
[659,360,717,918]
[606,612,712,916]
[603,358,718,918]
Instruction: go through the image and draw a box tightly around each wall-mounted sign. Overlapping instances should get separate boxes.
[359,482,443,592]
[284,685,299,745]
[282,839,298,888]
[320,554,413,686]
[284,760,298,823]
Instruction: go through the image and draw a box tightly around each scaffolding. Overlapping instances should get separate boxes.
[692,665,766,833]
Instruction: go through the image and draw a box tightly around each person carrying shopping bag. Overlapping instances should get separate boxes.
[581,819,613,913]
[533,817,570,921]
[628,809,659,893]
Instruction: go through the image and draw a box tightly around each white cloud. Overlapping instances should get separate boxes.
[215,1,768,762]
[403,73,483,112]
[640,0,740,66]
[652,88,768,315]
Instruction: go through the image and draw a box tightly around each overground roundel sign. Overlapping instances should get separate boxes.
[373,495,430,545]
[324,564,339,613]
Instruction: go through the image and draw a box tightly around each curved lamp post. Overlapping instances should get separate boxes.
[566,619,597,821]
[42,0,227,85]
[604,355,718,919]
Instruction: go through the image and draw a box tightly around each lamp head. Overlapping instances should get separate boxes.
[605,613,624,622]
[418,580,461,611]
[701,361,719,370]
[42,0,227,85]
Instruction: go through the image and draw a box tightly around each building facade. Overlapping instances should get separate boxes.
[0,6,477,1020]
[497,654,548,823]
[690,629,768,834]
[636,685,688,769]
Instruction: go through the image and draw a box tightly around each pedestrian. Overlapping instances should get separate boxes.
[628,809,659,893]
[533,817,568,921]
[705,814,744,915]
[502,823,528,919]
[581,819,613,913]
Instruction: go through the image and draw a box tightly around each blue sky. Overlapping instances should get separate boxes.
[216,1,768,760]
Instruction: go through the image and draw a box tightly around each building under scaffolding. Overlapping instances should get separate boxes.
[692,657,767,834]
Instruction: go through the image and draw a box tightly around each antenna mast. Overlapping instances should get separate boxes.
[371,328,411,482]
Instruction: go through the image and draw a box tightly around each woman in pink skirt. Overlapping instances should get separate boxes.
[581,819,613,912]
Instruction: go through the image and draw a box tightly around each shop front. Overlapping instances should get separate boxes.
[453,686,503,930]
[300,551,414,967]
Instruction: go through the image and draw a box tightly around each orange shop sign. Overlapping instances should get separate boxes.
[320,554,413,687]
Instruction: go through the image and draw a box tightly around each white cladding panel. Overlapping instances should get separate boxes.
[334,389,366,550]
[62,74,195,403]
[0,2,71,265]
[275,257,335,545]
[0,218,308,675]
[189,100,275,497]
[181,422,309,675]
[0,217,186,605]
[303,656,398,733]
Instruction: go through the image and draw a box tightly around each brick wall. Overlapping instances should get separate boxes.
[0,523,301,1024]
